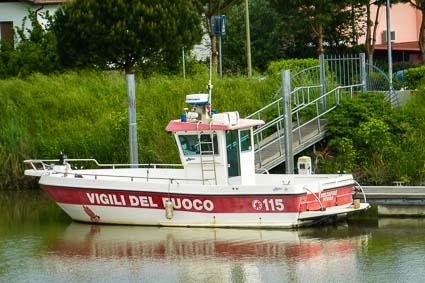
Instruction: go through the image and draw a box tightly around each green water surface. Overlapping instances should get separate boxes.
[1,190,425,283]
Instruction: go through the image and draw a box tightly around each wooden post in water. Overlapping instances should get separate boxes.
[282,70,293,174]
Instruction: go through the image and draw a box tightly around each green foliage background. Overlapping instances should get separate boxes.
[0,10,61,79]
[0,71,274,189]
[2,4,425,189]
[404,65,425,90]
[321,91,425,185]
[265,58,319,76]
[53,0,202,73]
[2,68,425,188]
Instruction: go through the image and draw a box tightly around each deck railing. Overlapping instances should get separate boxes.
[24,158,183,170]
[23,159,219,184]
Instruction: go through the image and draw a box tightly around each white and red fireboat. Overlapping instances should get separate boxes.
[25,87,369,228]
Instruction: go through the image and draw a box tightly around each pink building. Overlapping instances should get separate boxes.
[362,2,422,63]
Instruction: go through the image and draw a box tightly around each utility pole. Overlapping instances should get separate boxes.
[126,74,138,167]
[244,0,252,77]
[282,70,293,174]
[386,0,393,98]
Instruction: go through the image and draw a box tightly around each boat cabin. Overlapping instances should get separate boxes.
[166,94,264,186]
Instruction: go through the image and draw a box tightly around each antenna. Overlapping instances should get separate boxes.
[209,51,213,85]
[208,51,213,106]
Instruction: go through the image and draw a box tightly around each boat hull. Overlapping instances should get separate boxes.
[41,183,368,228]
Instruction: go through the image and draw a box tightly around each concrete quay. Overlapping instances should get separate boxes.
[355,186,425,216]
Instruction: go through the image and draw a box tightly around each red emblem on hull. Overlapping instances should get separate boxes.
[83,205,100,222]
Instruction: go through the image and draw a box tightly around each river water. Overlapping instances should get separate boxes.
[1,190,425,283]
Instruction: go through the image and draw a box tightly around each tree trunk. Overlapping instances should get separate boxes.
[365,4,372,63]
[124,60,134,75]
[370,5,381,66]
[420,9,425,63]
[316,25,324,55]
[206,13,218,74]
[365,3,381,67]
[210,34,219,74]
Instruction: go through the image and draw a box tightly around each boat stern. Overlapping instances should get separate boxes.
[298,202,371,222]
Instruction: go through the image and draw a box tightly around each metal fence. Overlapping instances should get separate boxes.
[247,53,390,172]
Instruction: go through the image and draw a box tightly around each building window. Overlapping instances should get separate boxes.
[0,21,14,46]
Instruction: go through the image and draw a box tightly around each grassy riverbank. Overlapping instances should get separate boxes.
[0,71,276,189]
[3,70,425,189]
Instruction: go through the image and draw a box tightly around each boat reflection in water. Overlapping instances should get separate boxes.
[48,223,365,282]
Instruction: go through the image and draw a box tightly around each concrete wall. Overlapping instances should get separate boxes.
[378,205,425,216]
[357,186,425,217]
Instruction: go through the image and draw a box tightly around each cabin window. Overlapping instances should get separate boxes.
[240,129,252,152]
[179,134,219,156]
[226,130,240,177]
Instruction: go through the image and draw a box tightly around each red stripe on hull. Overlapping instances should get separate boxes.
[300,186,353,211]
[42,185,354,214]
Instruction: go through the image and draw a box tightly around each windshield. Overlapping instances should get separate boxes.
[179,134,219,156]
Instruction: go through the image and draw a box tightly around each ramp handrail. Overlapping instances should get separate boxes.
[253,84,363,171]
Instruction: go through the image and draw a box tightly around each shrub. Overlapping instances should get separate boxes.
[0,10,61,79]
[265,58,319,76]
[404,65,425,90]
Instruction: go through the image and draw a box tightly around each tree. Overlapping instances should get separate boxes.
[324,2,365,54]
[192,0,240,73]
[0,10,60,78]
[54,0,202,74]
[222,0,292,73]
[270,0,353,55]
[326,92,398,184]
[406,1,425,63]
[361,1,406,66]
[53,0,202,164]
[363,0,380,65]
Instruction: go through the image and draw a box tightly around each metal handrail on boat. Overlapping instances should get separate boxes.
[24,158,183,170]
[47,170,213,184]
[23,159,225,185]
[302,186,325,211]
[354,180,368,203]
[23,159,220,184]
[256,168,270,174]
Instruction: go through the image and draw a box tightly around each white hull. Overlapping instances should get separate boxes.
[34,167,369,228]
[57,203,301,228]
[57,202,369,228]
